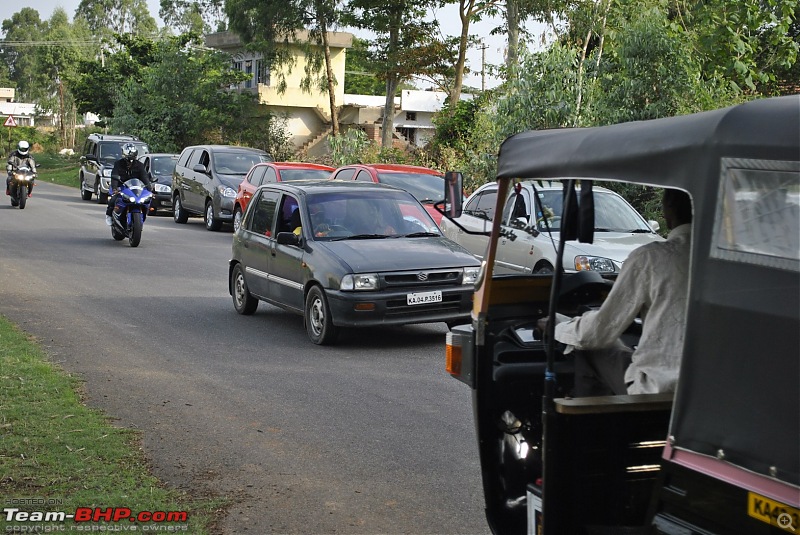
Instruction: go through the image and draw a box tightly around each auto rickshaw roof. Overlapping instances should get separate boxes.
[497,95,800,488]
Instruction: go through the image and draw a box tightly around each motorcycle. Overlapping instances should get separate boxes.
[8,165,36,209]
[111,178,153,247]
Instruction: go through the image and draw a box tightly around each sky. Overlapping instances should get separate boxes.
[0,0,548,90]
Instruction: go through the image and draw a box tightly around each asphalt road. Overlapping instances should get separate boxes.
[0,182,489,534]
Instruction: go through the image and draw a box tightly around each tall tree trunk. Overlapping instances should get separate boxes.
[317,12,339,136]
[451,0,473,107]
[381,12,401,148]
[505,0,519,73]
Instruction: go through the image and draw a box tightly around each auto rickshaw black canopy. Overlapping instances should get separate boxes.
[496,95,800,487]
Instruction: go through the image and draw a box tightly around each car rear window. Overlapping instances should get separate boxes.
[279,169,332,182]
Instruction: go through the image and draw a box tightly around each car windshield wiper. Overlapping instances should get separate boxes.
[626,228,653,233]
[396,232,440,238]
[331,234,391,241]
[417,198,435,204]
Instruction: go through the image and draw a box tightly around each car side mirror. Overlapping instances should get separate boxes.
[85,155,98,162]
[444,171,463,219]
[276,232,300,246]
[648,220,660,232]
[192,164,208,174]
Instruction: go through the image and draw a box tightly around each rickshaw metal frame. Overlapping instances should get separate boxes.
[459,95,799,534]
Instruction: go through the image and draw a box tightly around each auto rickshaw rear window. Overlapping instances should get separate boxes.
[712,158,800,271]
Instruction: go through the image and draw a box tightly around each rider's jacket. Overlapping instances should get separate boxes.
[110,158,148,190]
[7,150,36,173]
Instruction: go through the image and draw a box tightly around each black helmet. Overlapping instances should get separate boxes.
[17,140,30,156]
[121,143,138,161]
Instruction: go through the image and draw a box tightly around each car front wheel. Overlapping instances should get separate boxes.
[305,285,338,345]
[173,195,188,224]
[233,207,243,232]
[205,200,222,231]
[231,264,258,315]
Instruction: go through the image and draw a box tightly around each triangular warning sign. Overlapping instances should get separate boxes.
[3,115,17,127]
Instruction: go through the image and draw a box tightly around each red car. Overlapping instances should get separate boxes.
[330,164,445,225]
[233,162,334,230]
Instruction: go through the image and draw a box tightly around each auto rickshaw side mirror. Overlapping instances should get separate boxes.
[444,171,463,219]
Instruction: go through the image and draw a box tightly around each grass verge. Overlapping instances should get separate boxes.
[32,152,81,189]
[0,315,226,533]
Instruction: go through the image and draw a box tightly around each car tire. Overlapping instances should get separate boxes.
[534,262,554,274]
[205,200,222,231]
[80,175,92,200]
[96,181,108,205]
[173,195,188,224]
[233,206,243,232]
[231,264,258,315]
[305,285,338,345]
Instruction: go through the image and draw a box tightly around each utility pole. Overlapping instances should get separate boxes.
[479,41,489,92]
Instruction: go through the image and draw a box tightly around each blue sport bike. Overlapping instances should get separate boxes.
[111,179,153,247]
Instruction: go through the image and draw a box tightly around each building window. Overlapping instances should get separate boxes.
[244,60,253,88]
[257,60,270,86]
[406,112,417,121]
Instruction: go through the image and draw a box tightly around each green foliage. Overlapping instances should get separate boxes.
[328,128,372,166]
[109,40,291,154]
[343,37,386,96]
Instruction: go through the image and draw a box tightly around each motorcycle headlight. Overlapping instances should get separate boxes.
[341,274,379,291]
[154,183,171,193]
[128,196,136,203]
[462,267,480,285]
[218,185,237,198]
[574,255,616,273]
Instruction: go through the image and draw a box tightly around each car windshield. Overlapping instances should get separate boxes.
[504,188,652,233]
[279,169,332,181]
[306,190,441,240]
[99,143,149,161]
[376,172,443,204]
[214,152,268,175]
[151,156,177,175]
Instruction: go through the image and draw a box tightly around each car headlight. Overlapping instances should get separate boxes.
[101,168,112,177]
[341,273,379,291]
[574,255,616,273]
[218,185,237,198]
[462,266,480,285]
[154,183,171,193]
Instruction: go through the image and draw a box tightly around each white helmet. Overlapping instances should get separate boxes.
[18,140,30,156]
[121,143,138,161]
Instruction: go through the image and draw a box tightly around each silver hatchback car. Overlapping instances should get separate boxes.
[440,181,663,275]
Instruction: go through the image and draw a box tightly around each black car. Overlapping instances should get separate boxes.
[229,181,481,344]
[172,144,273,231]
[138,153,178,214]
[79,134,150,204]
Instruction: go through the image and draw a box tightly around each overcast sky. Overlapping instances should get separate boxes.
[1,1,547,90]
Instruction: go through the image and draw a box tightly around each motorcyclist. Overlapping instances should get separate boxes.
[105,143,150,226]
[6,140,37,197]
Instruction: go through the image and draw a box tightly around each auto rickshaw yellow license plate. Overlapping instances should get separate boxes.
[747,492,799,531]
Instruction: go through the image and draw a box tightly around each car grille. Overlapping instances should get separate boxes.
[381,269,462,288]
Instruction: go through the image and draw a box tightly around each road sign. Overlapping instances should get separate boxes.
[4,115,17,127]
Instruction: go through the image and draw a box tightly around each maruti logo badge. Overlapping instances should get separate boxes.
[417,272,428,281]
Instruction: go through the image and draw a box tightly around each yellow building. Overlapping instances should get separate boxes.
[204,31,353,155]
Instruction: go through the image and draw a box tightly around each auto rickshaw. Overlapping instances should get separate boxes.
[441,95,799,534]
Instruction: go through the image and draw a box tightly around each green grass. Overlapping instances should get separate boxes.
[0,315,226,533]
[33,152,81,189]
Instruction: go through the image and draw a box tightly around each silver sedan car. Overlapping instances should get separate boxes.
[440,181,663,275]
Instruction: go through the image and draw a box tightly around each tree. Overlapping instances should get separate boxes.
[75,0,158,43]
[226,0,343,135]
[343,0,451,147]
[110,39,291,155]
[343,37,385,95]
[1,8,47,102]
[159,0,226,34]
